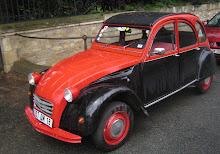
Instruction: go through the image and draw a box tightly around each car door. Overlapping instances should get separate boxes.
[177,21,199,86]
[143,21,180,105]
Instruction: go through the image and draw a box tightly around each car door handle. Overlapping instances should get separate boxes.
[174,54,180,57]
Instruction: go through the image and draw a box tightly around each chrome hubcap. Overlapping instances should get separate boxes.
[204,77,210,85]
[110,119,124,137]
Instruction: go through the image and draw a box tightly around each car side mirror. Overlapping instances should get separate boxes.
[153,48,166,55]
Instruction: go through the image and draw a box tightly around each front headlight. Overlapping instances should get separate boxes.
[64,88,73,102]
[64,87,80,103]
[28,73,41,85]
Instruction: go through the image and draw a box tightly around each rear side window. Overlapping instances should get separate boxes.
[195,21,206,43]
[178,22,197,48]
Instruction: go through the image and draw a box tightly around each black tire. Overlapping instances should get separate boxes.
[217,60,220,65]
[92,101,134,151]
[195,75,213,94]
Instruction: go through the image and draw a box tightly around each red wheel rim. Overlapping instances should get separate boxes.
[202,76,212,90]
[103,111,130,145]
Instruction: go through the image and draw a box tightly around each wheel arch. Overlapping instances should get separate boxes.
[198,47,216,80]
[76,84,142,136]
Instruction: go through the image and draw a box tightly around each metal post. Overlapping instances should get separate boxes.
[10,0,15,22]
[47,0,50,18]
[16,0,21,21]
[0,44,4,71]
[3,0,9,23]
[32,0,36,19]
[22,0,26,20]
[74,0,76,15]
[38,0,41,19]
[82,35,88,50]
[0,4,3,24]
[28,0,31,20]
[43,0,46,18]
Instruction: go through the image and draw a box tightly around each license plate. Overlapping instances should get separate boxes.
[212,49,220,54]
[33,108,53,128]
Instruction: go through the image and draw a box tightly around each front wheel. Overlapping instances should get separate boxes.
[195,76,213,94]
[92,101,134,151]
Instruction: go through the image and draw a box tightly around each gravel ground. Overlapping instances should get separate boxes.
[0,65,220,154]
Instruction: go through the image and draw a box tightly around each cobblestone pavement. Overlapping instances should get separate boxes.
[0,65,220,154]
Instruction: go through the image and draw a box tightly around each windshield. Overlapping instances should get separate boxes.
[206,13,220,27]
[96,25,151,50]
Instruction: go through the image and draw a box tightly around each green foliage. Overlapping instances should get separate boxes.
[154,2,166,8]
[124,5,135,11]
[1,0,219,31]
[91,0,220,13]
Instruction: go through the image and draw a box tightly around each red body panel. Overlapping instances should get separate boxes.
[205,26,220,60]
[205,27,220,44]
[35,49,140,127]
[25,106,81,143]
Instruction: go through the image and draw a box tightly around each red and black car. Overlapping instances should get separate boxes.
[204,12,220,64]
[25,12,216,151]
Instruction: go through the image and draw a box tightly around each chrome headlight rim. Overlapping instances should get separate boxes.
[28,73,35,85]
[64,88,73,103]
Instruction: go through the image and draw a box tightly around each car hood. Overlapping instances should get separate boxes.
[205,27,220,42]
[35,49,140,103]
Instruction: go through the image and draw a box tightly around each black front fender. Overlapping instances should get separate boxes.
[79,84,142,135]
[60,84,142,136]
[84,85,141,116]
[198,48,216,80]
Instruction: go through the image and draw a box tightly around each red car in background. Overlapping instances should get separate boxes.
[205,12,220,64]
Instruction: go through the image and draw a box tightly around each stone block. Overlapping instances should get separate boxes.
[3,64,13,73]
[64,44,71,49]
[52,46,63,51]
[26,56,38,64]
[2,50,18,65]
[196,4,207,11]
[1,38,12,52]
[36,61,47,65]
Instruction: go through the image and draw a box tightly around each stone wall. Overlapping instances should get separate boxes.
[0,21,103,72]
[156,2,220,22]
[0,2,219,72]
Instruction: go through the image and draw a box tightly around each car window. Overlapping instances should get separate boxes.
[178,22,197,48]
[150,22,176,55]
[195,21,206,43]
[206,13,220,27]
[96,25,151,49]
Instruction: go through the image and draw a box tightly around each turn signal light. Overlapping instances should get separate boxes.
[78,117,85,124]
[28,91,31,96]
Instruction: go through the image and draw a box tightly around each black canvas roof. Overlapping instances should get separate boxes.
[104,12,176,26]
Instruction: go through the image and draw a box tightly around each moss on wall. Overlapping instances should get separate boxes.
[0,14,103,33]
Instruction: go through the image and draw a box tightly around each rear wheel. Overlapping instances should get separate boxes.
[92,101,134,151]
[217,60,220,65]
[196,76,213,93]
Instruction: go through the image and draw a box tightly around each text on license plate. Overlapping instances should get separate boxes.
[33,108,53,128]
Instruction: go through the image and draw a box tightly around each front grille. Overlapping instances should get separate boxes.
[216,42,220,47]
[33,94,53,116]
